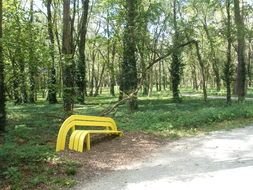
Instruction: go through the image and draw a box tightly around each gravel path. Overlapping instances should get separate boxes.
[74,126,253,190]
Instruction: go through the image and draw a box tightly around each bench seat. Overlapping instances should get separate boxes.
[69,130,123,152]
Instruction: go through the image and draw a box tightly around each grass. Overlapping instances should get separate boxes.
[113,97,253,138]
[1,92,253,189]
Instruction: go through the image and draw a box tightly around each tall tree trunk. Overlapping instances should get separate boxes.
[109,41,116,96]
[28,0,36,103]
[62,0,75,113]
[0,0,5,132]
[16,15,28,104]
[155,67,159,92]
[170,0,182,102]
[194,41,207,102]
[94,62,106,96]
[138,4,149,96]
[89,47,96,96]
[47,0,58,104]
[162,61,167,90]
[191,63,198,91]
[248,39,252,87]
[54,8,63,98]
[158,62,162,91]
[10,57,20,103]
[105,8,116,97]
[234,0,246,102]
[224,0,233,104]
[121,0,138,111]
[203,20,221,92]
[19,58,28,103]
[148,68,153,97]
[76,0,89,104]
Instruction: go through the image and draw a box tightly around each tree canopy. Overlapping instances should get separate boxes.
[0,0,253,119]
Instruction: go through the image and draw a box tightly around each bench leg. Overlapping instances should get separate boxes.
[78,132,88,152]
[69,130,80,150]
[86,133,91,151]
[74,131,83,151]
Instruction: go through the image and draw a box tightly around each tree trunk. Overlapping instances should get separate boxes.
[109,41,116,96]
[203,20,221,92]
[121,0,138,111]
[155,68,159,92]
[0,0,6,132]
[105,8,116,97]
[10,57,20,103]
[234,0,246,102]
[89,47,96,96]
[224,0,233,104]
[148,67,153,97]
[194,41,207,102]
[158,62,162,91]
[19,58,28,104]
[47,0,58,104]
[137,5,149,96]
[62,0,75,113]
[28,0,36,103]
[248,39,252,87]
[76,0,89,104]
[94,61,106,97]
[162,61,167,90]
[170,0,182,102]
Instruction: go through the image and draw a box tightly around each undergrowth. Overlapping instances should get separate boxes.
[1,95,253,189]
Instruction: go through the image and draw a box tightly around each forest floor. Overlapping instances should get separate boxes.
[2,94,253,189]
[73,125,253,190]
[60,132,169,188]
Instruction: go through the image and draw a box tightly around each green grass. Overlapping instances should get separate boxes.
[1,94,253,189]
[0,102,78,189]
[113,97,253,138]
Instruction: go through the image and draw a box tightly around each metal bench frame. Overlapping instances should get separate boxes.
[56,115,122,152]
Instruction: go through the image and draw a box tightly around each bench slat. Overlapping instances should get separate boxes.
[68,129,122,152]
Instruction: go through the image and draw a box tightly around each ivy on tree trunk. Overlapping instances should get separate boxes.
[76,0,89,104]
[121,0,138,111]
[47,0,58,104]
[170,0,183,102]
[62,0,75,113]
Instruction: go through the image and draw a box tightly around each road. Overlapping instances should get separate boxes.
[74,126,253,190]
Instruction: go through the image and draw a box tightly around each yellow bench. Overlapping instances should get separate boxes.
[56,115,123,152]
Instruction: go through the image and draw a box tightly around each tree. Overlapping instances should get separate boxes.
[76,0,89,104]
[46,0,58,104]
[0,0,5,132]
[28,0,36,103]
[62,0,75,113]
[234,0,246,102]
[170,0,183,102]
[121,0,138,111]
[223,0,233,104]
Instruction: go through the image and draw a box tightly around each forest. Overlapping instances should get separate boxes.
[1,0,253,189]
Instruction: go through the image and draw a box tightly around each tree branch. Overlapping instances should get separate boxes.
[100,39,197,116]
[144,40,197,72]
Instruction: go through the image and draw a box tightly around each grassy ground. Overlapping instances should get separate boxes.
[1,92,253,189]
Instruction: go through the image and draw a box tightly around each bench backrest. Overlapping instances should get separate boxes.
[56,115,118,151]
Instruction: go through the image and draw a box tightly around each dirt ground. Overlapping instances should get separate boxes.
[60,132,168,186]
[72,126,253,190]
